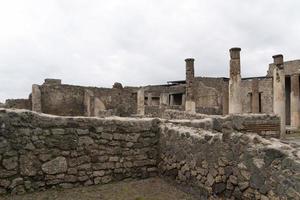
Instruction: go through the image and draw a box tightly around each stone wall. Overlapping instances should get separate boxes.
[162,110,280,138]
[159,123,300,199]
[240,78,273,114]
[0,109,298,199]
[194,77,228,115]
[0,109,159,195]
[4,99,31,110]
[39,83,137,117]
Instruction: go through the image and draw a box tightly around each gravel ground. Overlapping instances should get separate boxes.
[1,178,196,200]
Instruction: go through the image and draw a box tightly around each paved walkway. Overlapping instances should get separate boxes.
[1,178,196,200]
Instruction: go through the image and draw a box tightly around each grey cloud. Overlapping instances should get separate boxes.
[0,0,300,102]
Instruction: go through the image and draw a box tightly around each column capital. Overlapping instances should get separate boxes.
[229,47,241,59]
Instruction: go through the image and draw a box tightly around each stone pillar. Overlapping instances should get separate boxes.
[159,93,169,109]
[290,74,300,128]
[185,58,196,113]
[251,78,260,113]
[229,47,242,114]
[182,94,186,106]
[222,83,229,115]
[273,54,286,138]
[137,88,145,115]
[147,93,152,106]
[32,84,42,112]
[170,95,174,106]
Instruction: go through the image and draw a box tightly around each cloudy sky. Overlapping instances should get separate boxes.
[0,0,299,102]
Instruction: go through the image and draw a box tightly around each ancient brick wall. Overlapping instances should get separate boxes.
[0,109,159,195]
[159,123,300,199]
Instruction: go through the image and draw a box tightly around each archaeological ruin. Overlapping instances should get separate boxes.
[0,47,299,199]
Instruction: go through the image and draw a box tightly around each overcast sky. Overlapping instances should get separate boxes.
[0,0,300,102]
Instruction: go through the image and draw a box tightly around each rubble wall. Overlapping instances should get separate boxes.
[159,123,300,199]
[0,109,159,195]
[162,110,280,138]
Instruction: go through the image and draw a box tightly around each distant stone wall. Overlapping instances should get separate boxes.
[4,99,31,110]
[159,123,300,199]
[0,109,159,195]
[240,78,273,114]
[39,84,137,117]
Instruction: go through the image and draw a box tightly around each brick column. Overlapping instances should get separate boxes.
[185,58,196,113]
[291,74,300,128]
[251,78,260,113]
[272,54,286,138]
[229,47,242,114]
[32,84,42,112]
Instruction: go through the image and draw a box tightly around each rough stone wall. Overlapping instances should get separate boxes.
[159,123,300,199]
[4,99,31,110]
[162,110,280,138]
[0,109,159,195]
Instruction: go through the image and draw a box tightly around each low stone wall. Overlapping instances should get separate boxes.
[162,109,209,120]
[163,110,280,138]
[0,109,298,199]
[0,109,159,195]
[159,123,300,199]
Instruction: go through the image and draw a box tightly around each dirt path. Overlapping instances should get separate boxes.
[1,178,196,200]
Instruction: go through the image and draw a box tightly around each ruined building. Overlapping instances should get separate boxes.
[1,47,300,199]
[4,47,300,136]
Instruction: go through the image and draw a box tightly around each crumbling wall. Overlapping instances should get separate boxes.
[0,109,159,195]
[0,109,297,199]
[4,99,31,110]
[162,110,280,138]
[159,123,300,199]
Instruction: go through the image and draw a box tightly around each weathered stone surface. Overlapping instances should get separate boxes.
[42,157,67,175]
[2,157,18,170]
[0,109,298,200]
[20,154,40,176]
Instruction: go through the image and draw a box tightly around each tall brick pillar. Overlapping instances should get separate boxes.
[229,47,242,114]
[251,78,260,113]
[290,74,300,128]
[272,54,286,138]
[32,84,42,112]
[185,58,196,113]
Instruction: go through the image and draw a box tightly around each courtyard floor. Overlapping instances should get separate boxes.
[1,178,196,200]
